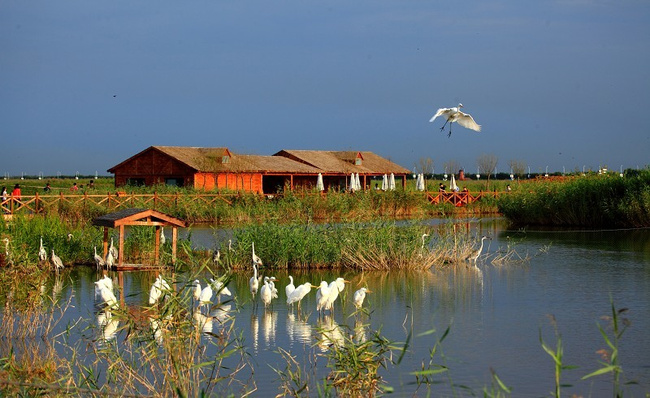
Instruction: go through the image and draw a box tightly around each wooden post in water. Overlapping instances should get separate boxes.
[154,225,161,266]
[118,225,125,267]
[172,226,178,265]
[103,227,109,258]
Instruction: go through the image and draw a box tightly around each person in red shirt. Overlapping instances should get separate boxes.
[11,184,21,210]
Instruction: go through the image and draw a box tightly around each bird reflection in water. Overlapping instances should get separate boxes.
[97,310,119,345]
[353,318,368,345]
[286,312,312,345]
[317,314,344,352]
[250,313,259,354]
[262,310,278,346]
[149,316,163,346]
[193,308,214,335]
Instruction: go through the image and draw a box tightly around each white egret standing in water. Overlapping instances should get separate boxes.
[250,263,260,298]
[39,237,47,262]
[285,275,295,298]
[468,236,491,264]
[109,238,119,260]
[93,246,105,270]
[353,287,372,310]
[260,276,276,309]
[51,249,64,272]
[287,282,317,311]
[252,242,262,267]
[149,275,170,305]
[316,281,332,316]
[159,227,166,245]
[210,278,232,303]
[324,277,349,312]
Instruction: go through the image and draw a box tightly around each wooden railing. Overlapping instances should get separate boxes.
[1,190,505,217]
[1,192,235,216]
[425,191,503,206]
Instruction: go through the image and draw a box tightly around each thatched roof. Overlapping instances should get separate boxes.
[109,146,410,176]
[274,150,410,175]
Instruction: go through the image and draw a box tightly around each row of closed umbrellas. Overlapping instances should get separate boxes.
[315,173,401,192]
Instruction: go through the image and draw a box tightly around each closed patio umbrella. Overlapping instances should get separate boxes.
[381,174,388,191]
[389,173,395,191]
[450,173,458,191]
[416,173,425,191]
[316,173,324,191]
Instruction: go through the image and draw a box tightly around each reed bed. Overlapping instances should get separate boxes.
[226,221,479,270]
[3,176,500,224]
[1,253,251,396]
[497,170,650,227]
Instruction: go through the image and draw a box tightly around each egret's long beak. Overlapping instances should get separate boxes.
[343,280,350,284]
[366,289,373,293]
[309,284,319,288]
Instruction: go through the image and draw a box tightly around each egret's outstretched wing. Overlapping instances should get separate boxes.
[456,111,481,132]
[429,107,452,123]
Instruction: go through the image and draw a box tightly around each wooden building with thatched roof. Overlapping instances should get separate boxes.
[108,146,410,194]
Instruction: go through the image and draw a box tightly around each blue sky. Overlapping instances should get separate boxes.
[1,0,649,177]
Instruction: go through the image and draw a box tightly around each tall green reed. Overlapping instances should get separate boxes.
[497,170,650,227]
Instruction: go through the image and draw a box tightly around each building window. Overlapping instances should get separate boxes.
[126,178,145,187]
[355,157,362,166]
[222,155,230,164]
[165,178,184,187]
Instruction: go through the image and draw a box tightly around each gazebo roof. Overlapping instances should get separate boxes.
[93,208,187,228]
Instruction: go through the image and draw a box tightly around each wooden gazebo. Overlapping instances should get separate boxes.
[92,208,187,268]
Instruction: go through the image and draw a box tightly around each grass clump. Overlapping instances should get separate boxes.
[497,170,650,227]
[227,221,476,270]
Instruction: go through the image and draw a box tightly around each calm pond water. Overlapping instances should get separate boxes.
[6,218,650,397]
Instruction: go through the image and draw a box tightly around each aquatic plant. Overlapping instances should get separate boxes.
[581,301,634,397]
[540,315,577,397]
[497,170,650,227]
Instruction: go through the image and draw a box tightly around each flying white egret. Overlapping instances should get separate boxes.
[324,277,349,312]
[468,235,491,264]
[287,282,317,311]
[285,275,296,298]
[353,287,372,309]
[93,246,105,270]
[260,276,276,309]
[51,249,64,272]
[316,281,332,315]
[430,103,481,137]
[39,237,47,262]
